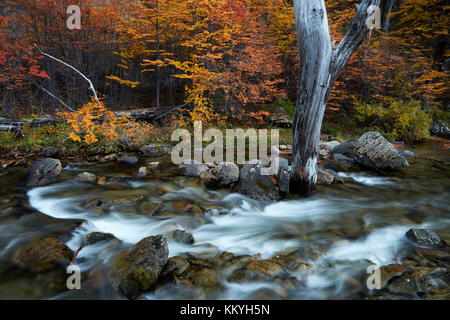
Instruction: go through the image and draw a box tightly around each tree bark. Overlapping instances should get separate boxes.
[290,0,386,195]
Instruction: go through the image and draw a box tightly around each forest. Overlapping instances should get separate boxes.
[0,0,449,303]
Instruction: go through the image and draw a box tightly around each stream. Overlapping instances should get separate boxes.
[0,140,449,299]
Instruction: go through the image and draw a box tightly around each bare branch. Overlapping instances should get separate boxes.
[34,43,99,102]
[32,80,75,112]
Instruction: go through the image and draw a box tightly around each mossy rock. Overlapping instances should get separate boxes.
[12,237,73,272]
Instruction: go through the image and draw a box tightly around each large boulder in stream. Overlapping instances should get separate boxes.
[214,162,240,187]
[25,158,62,187]
[239,162,280,203]
[353,132,409,171]
[405,229,442,247]
[179,159,208,177]
[110,235,168,299]
[12,237,73,272]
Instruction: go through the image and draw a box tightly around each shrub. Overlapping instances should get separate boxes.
[355,99,432,142]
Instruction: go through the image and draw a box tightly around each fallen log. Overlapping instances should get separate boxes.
[0,104,190,132]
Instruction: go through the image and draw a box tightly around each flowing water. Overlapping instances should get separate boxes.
[0,140,449,299]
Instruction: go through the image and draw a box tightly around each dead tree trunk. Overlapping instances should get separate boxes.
[290,0,391,195]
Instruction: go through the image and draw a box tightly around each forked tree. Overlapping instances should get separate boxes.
[290,0,396,195]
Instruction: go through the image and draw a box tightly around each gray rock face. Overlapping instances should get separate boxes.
[140,145,161,157]
[26,158,62,187]
[215,162,239,187]
[239,163,280,203]
[354,132,409,171]
[332,139,359,158]
[118,156,139,167]
[179,160,208,177]
[42,147,58,157]
[430,121,450,139]
[111,235,168,299]
[74,172,97,183]
[406,229,442,247]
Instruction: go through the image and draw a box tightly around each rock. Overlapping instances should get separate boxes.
[138,167,149,178]
[118,156,139,167]
[200,169,218,188]
[277,158,290,194]
[239,163,280,202]
[111,235,168,299]
[246,260,283,276]
[12,237,73,272]
[215,162,239,187]
[317,168,335,185]
[25,158,62,187]
[74,172,97,183]
[82,232,117,246]
[103,153,118,162]
[379,264,406,288]
[332,139,359,158]
[179,160,208,177]
[319,149,330,159]
[401,150,415,158]
[140,145,161,157]
[333,153,354,164]
[42,147,58,157]
[97,177,107,185]
[354,132,409,171]
[406,229,442,247]
[166,230,195,245]
[386,271,425,296]
[159,256,190,280]
[430,121,450,139]
[320,140,340,151]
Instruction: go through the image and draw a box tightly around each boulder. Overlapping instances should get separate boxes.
[165,230,194,245]
[277,158,290,194]
[159,256,190,280]
[12,237,73,272]
[406,229,442,247]
[82,232,117,246]
[179,160,208,177]
[353,132,409,171]
[140,145,161,157]
[25,158,62,187]
[215,162,239,187]
[401,150,415,159]
[239,162,280,202]
[74,172,97,183]
[138,167,149,178]
[118,156,139,167]
[42,146,58,158]
[332,139,359,158]
[103,153,118,162]
[317,168,335,185]
[430,121,450,139]
[111,235,168,299]
[320,140,341,151]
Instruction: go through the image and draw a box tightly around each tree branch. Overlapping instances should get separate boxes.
[330,0,382,83]
[34,44,99,102]
[32,80,75,112]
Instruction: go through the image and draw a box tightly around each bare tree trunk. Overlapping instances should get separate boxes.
[290,0,387,195]
[155,0,161,109]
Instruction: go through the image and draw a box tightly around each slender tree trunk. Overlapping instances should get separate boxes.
[156,0,161,109]
[290,0,387,195]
